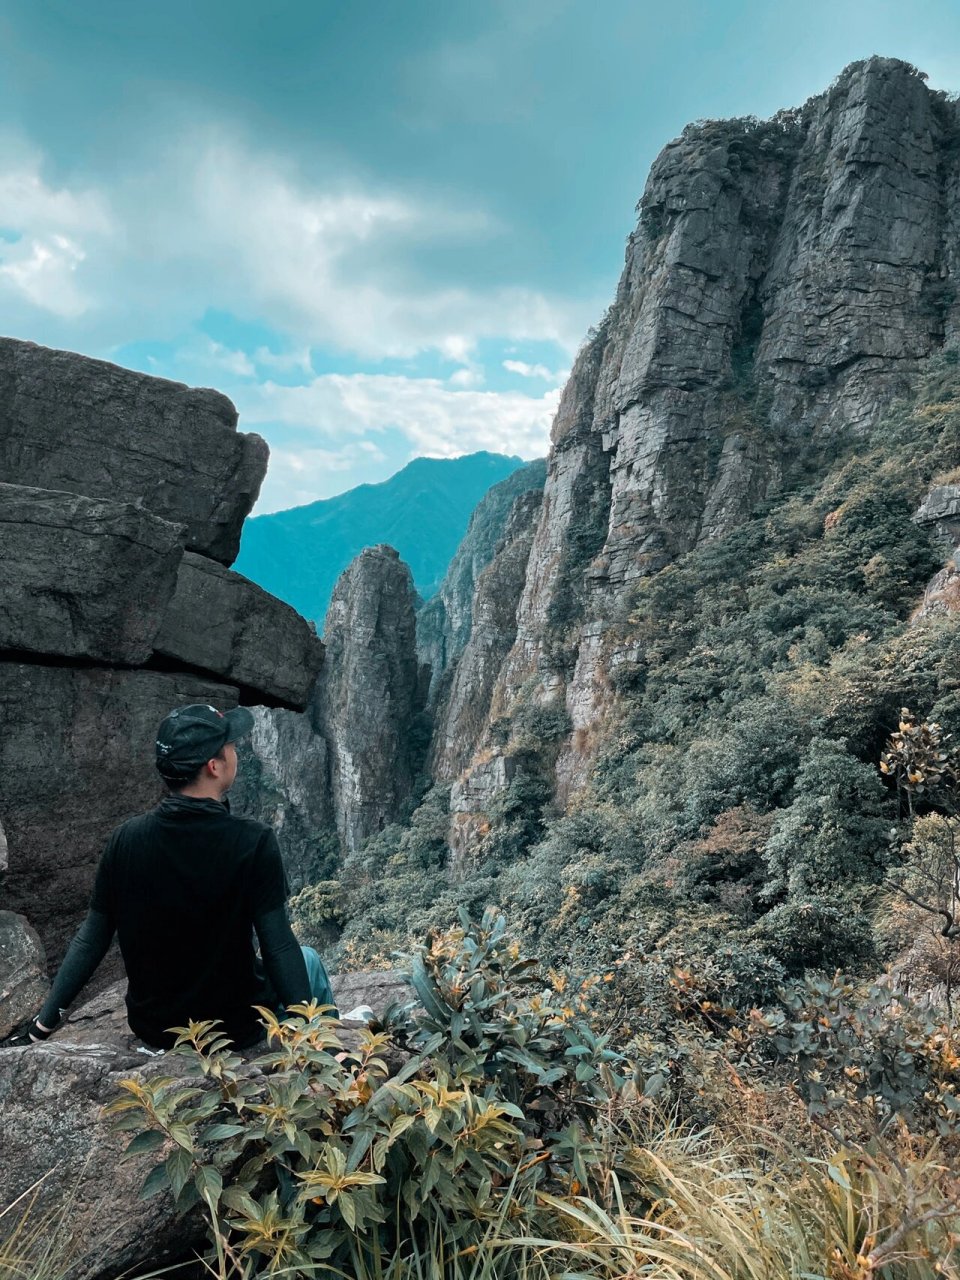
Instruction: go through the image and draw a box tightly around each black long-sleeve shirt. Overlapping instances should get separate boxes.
[41,794,312,1048]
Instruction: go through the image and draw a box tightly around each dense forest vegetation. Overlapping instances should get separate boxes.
[251,358,960,1275]
[317,357,960,1001]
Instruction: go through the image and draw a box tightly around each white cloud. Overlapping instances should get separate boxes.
[0,145,115,318]
[183,140,587,358]
[503,358,568,383]
[252,345,314,376]
[255,439,389,511]
[0,234,89,318]
[241,372,558,470]
[449,366,485,388]
[176,337,257,379]
[0,128,595,363]
[0,129,582,510]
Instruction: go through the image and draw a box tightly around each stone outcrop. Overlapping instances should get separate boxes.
[449,755,518,868]
[449,57,960,829]
[237,545,428,863]
[913,482,960,620]
[154,552,323,708]
[0,484,185,664]
[0,337,268,566]
[0,971,411,1279]
[914,483,960,552]
[316,546,425,852]
[0,1030,206,1280]
[0,339,325,1008]
[417,460,547,701]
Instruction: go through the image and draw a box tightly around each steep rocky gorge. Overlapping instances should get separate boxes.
[7,54,955,984]
[3,54,960,1278]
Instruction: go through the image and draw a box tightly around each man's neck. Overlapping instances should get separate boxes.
[174,782,227,803]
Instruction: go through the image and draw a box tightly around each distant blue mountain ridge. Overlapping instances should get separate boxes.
[235,452,532,629]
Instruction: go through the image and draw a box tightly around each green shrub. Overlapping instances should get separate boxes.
[749,972,960,1138]
[762,736,891,900]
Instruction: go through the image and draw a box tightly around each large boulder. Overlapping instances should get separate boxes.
[0,912,48,1039]
[0,337,268,566]
[0,975,406,1280]
[0,484,185,664]
[0,663,240,967]
[153,552,324,709]
[0,1017,212,1279]
[333,969,413,1018]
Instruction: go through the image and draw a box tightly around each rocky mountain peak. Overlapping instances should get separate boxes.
[314,544,426,852]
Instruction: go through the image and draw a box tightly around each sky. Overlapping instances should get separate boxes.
[2,1,960,512]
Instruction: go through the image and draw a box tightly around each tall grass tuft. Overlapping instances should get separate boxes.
[0,1174,84,1280]
[508,1125,959,1280]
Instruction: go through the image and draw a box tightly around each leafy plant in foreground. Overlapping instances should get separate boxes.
[105,910,641,1278]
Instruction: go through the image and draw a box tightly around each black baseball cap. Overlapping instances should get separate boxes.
[155,703,255,771]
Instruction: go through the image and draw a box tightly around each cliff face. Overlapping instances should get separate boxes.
[0,339,323,973]
[235,58,960,879]
[450,57,960,819]
[231,708,333,890]
[417,459,547,702]
[430,489,543,781]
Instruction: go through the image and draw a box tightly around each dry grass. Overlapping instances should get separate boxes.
[5,1123,958,1280]
[0,1174,85,1280]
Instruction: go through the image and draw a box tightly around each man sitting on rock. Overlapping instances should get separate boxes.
[27,703,335,1050]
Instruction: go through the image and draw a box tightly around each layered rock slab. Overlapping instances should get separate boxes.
[0,663,239,966]
[154,552,324,709]
[0,484,185,664]
[0,337,268,566]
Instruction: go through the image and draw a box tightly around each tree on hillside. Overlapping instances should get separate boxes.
[763,736,890,899]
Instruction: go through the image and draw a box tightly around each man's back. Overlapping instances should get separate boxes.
[25,703,327,1051]
[96,794,287,1048]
